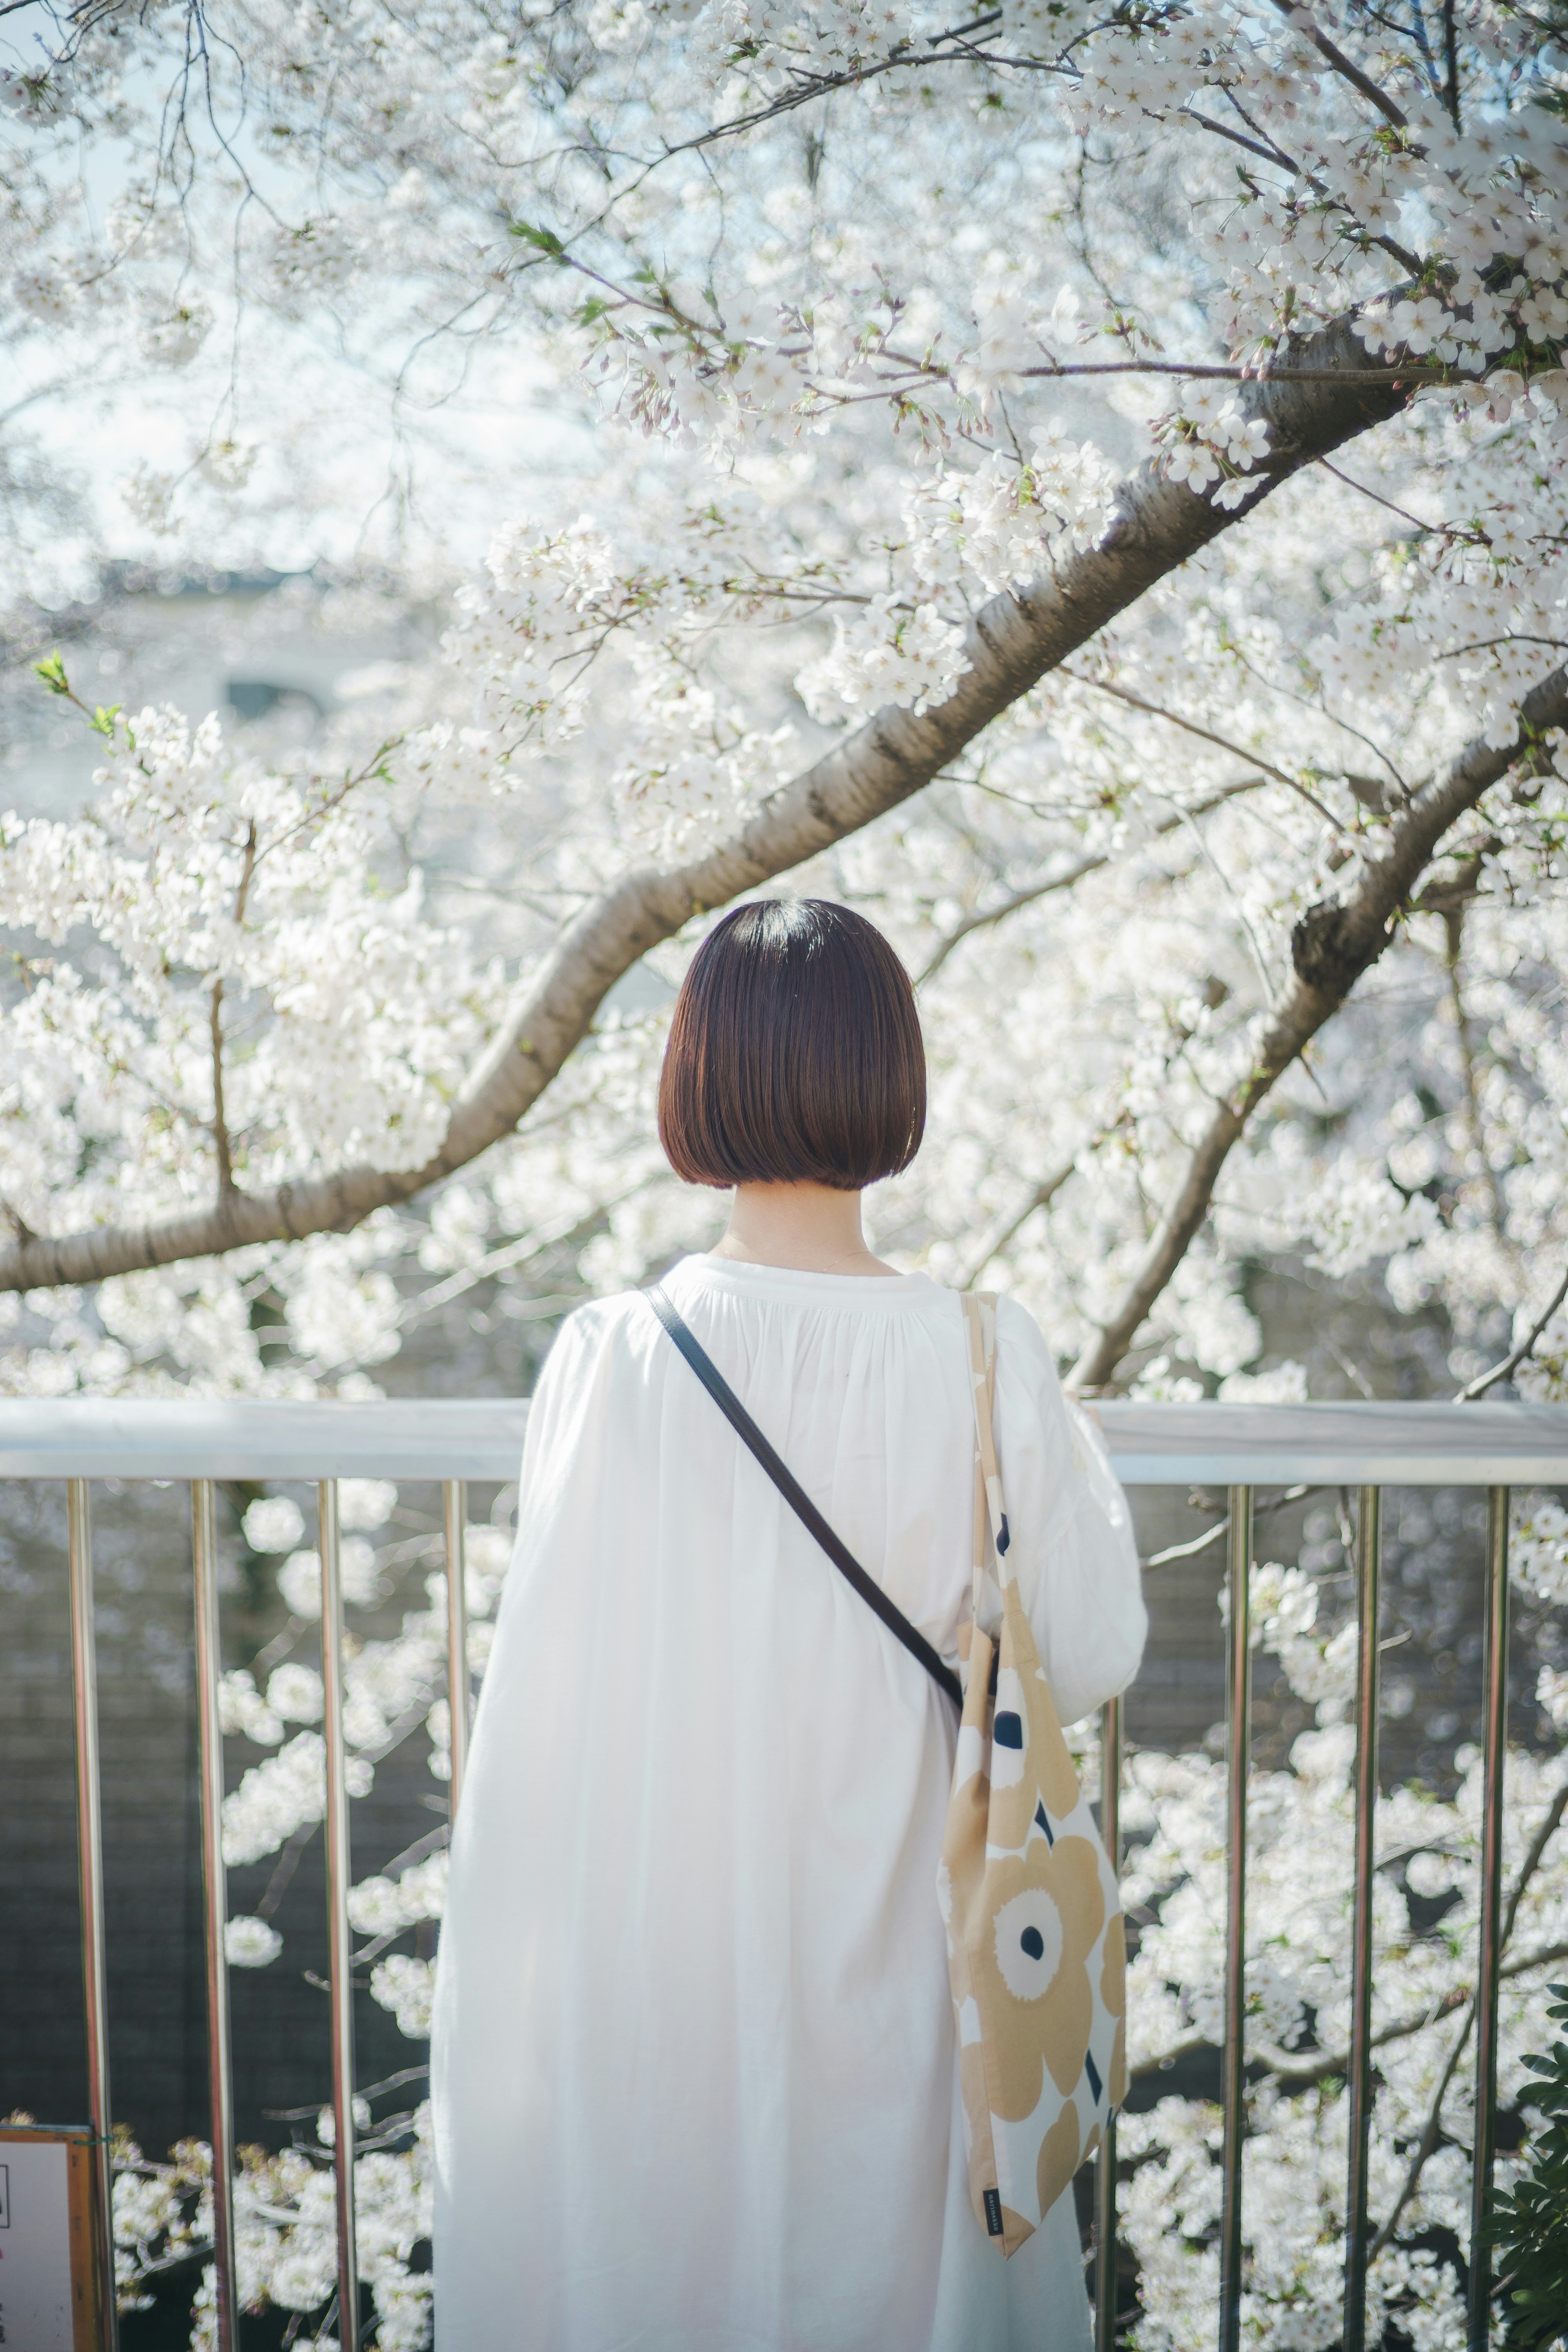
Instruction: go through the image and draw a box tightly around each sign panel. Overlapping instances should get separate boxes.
[0,2130,100,2352]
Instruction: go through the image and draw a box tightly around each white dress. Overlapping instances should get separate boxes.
[432,1256,1147,2352]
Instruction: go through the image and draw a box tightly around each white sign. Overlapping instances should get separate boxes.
[0,2138,77,2350]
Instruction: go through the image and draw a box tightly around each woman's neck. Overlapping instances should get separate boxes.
[709,1182,901,1277]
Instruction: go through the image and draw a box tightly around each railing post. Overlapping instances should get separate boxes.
[318,1481,360,2351]
[1468,1486,1510,2352]
[1219,1486,1253,2352]
[443,1480,470,1817]
[190,1482,239,2352]
[67,1480,120,2352]
[1095,1692,1123,2352]
[1343,1486,1382,2352]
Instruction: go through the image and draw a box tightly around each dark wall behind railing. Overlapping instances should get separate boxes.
[0,1463,1523,2158]
[2,1479,453,2156]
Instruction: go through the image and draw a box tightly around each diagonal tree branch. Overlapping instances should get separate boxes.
[1456,1261,1568,1401]
[1131,1932,1568,2088]
[1367,1776,1568,2259]
[0,310,1443,1295]
[953,1151,1084,1292]
[1068,659,1568,1392]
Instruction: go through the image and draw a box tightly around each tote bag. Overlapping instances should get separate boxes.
[646,1282,1127,2256]
[939,1292,1128,2255]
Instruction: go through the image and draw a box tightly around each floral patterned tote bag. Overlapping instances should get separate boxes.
[938,1292,1128,2256]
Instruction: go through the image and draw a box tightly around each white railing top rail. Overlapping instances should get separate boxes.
[2,1395,1568,1482]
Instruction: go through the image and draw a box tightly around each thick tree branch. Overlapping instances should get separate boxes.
[1068,660,1568,1392]
[0,309,1430,1294]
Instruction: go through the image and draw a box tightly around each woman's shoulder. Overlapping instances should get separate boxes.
[986,1293,1080,1424]
[991,1289,1056,1366]
[523,1288,657,1402]
[547,1285,660,1360]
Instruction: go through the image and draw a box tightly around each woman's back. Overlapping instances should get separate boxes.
[432,1254,1145,2352]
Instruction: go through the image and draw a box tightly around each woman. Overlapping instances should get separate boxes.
[432,899,1146,2350]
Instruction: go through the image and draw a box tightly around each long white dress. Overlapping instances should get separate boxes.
[432,1255,1147,2351]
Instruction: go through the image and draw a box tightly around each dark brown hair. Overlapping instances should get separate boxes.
[657,899,926,1191]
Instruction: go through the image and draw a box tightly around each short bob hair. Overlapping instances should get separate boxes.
[658,899,926,1191]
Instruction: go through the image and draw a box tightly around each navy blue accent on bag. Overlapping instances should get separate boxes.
[983,2188,1004,2236]
[647,1285,964,1712]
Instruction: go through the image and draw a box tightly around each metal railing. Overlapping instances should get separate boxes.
[9,1394,1568,2350]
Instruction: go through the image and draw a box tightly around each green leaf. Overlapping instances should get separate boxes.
[1490,1989,1568,2347]
[90,704,122,740]
[33,650,70,697]
[510,220,567,261]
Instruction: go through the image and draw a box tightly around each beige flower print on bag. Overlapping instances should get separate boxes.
[937,1293,1128,2256]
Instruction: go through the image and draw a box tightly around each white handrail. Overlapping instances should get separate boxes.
[0,1397,529,1478]
[4,1394,1568,1482]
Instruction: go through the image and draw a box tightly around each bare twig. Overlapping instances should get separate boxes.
[1436,636,1568,662]
[1131,1931,1568,2089]
[209,979,235,1195]
[1314,454,1439,535]
[1368,1781,1568,2256]
[1267,0,1413,134]
[1456,1263,1568,1400]
[916,777,1265,985]
[1139,1483,1313,1570]
[207,821,257,1199]
[1443,904,1508,1238]
[952,1155,1081,1290]
[255,1822,317,1922]
[1062,670,1354,835]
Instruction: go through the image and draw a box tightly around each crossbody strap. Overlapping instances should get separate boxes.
[647,1284,963,1711]
[961,1292,1009,1621]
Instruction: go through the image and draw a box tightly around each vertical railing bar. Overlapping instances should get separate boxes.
[443,1480,470,1818]
[1218,1485,1254,2352]
[1468,1484,1510,2352]
[67,1479,120,2352]
[318,1479,360,2352]
[190,1481,239,2352]
[1343,1486,1383,2352]
[1094,1692,1123,2352]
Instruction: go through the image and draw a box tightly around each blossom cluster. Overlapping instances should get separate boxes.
[113,2109,434,2349]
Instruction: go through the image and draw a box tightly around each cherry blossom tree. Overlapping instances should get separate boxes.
[0,0,1564,1398]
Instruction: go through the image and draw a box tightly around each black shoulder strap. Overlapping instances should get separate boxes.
[647,1284,962,1711]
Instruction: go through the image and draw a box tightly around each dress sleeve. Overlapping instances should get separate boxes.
[493,1302,611,1611]
[987,1294,1147,1727]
